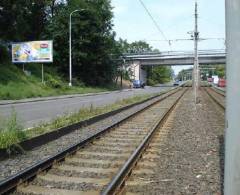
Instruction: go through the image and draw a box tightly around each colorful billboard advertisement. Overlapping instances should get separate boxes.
[12,41,53,63]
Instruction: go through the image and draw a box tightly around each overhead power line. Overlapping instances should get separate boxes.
[138,0,172,50]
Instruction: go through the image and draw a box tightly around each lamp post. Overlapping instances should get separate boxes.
[69,9,84,87]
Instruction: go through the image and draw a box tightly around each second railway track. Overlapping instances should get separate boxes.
[203,87,225,109]
[0,87,188,195]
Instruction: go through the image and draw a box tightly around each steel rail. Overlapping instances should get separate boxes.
[0,87,184,194]
[204,87,225,110]
[102,88,188,195]
[211,85,226,97]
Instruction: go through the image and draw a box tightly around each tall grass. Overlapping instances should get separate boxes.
[0,110,26,150]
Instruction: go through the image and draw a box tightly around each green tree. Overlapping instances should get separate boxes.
[177,68,192,81]
[0,0,47,41]
[214,65,225,78]
[199,64,225,79]
[117,39,153,53]
[45,0,117,85]
[150,66,173,84]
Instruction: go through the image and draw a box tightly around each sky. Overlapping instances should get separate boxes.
[111,0,225,74]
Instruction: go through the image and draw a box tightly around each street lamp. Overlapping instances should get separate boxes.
[69,9,85,87]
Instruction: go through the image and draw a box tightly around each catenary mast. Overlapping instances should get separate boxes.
[193,0,199,104]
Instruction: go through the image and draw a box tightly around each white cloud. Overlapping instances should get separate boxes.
[112,0,128,15]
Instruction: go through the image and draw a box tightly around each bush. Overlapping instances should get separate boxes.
[46,76,63,89]
[72,78,85,87]
[147,79,157,86]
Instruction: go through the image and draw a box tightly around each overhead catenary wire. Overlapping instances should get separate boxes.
[144,37,225,42]
[144,37,226,51]
[138,0,172,51]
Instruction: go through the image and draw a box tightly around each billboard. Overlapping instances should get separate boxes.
[12,41,53,63]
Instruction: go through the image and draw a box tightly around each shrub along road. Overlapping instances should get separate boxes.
[0,86,174,129]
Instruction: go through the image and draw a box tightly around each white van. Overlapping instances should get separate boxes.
[212,75,219,85]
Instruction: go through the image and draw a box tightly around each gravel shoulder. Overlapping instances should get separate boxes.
[125,88,225,194]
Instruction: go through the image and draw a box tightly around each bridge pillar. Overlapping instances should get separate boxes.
[127,61,146,83]
[128,61,140,81]
[225,1,240,194]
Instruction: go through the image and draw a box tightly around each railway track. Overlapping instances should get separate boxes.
[119,107,177,194]
[203,87,225,109]
[0,87,187,195]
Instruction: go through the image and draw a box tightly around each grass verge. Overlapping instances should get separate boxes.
[0,64,118,100]
[0,92,162,149]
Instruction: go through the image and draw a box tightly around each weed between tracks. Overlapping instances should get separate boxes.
[0,93,160,149]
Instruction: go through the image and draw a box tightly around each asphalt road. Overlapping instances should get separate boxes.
[0,86,174,128]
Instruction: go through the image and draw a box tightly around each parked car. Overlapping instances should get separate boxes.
[173,80,180,86]
[207,77,214,82]
[212,75,219,85]
[218,78,226,87]
[132,80,145,88]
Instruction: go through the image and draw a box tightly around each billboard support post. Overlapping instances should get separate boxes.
[42,64,44,84]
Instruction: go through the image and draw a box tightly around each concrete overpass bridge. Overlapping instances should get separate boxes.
[122,50,226,82]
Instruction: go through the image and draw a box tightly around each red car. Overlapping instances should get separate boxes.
[218,79,226,87]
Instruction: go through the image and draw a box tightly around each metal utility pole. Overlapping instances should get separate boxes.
[193,0,199,104]
[121,58,126,88]
[225,0,240,194]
